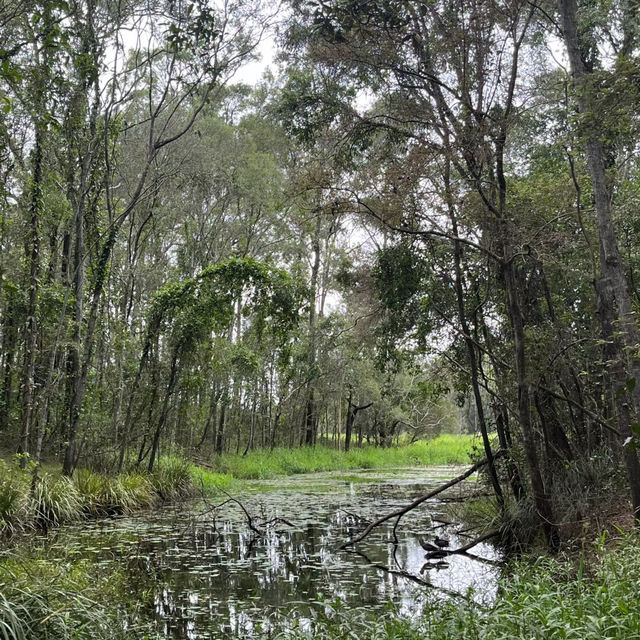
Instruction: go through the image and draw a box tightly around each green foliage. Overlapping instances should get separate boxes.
[74,469,155,515]
[30,474,82,527]
[0,552,156,640]
[149,456,195,500]
[0,459,199,534]
[0,464,28,535]
[210,435,475,479]
[148,256,303,355]
[189,467,239,495]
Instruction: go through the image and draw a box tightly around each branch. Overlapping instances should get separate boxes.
[339,454,501,549]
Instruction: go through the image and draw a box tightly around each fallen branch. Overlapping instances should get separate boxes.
[339,454,501,550]
[189,485,294,539]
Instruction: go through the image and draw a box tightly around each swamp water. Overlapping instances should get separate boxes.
[43,467,501,638]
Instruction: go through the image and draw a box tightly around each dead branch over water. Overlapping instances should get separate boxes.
[339,454,502,550]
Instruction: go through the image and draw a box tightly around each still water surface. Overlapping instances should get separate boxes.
[46,467,501,638]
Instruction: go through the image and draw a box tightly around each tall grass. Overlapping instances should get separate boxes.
[0,552,157,640]
[210,434,476,480]
[0,456,200,535]
[272,535,640,640]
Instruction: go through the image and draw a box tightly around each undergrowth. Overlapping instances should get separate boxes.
[0,551,157,640]
[0,456,196,535]
[0,435,474,534]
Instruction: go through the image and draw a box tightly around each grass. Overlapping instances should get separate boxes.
[209,434,476,480]
[0,550,157,640]
[273,534,640,640]
[0,456,197,535]
[4,536,640,640]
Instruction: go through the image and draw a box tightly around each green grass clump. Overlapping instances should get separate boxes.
[150,456,194,500]
[210,435,476,480]
[115,472,155,510]
[74,469,156,515]
[189,466,239,495]
[30,474,82,527]
[74,468,105,514]
[0,455,199,534]
[0,465,28,534]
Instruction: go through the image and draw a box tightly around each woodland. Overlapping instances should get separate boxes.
[1,0,640,634]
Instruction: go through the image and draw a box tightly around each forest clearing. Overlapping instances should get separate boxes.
[2,0,640,637]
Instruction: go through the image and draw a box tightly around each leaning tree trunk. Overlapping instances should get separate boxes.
[446,178,504,509]
[148,352,180,473]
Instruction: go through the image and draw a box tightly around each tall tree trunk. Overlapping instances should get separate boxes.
[559,0,640,520]
[447,191,504,508]
[345,390,354,453]
[503,256,559,550]
[345,390,372,453]
[215,399,227,456]
[304,212,322,445]
[0,301,16,433]
[18,127,43,465]
[148,352,179,473]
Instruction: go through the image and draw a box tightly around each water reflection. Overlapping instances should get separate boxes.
[46,467,501,638]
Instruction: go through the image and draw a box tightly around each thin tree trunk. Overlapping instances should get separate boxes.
[304,212,322,445]
[18,127,44,465]
[148,352,179,473]
[559,0,640,520]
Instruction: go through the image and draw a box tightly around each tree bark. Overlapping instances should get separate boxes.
[559,0,640,520]
[18,126,43,465]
